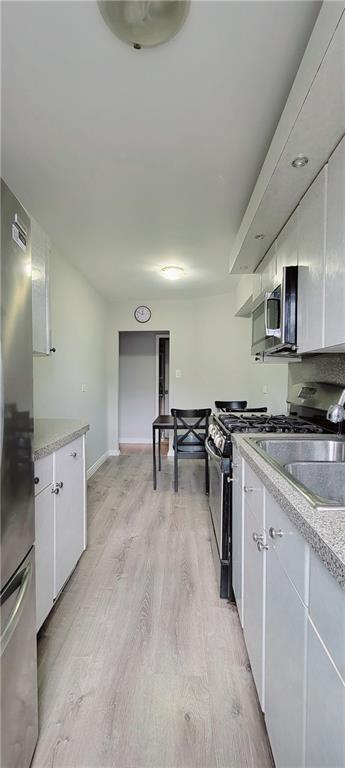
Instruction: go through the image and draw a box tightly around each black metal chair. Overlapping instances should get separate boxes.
[171,408,211,493]
[215,400,247,412]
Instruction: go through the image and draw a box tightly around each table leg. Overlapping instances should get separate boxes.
[158,428,161,472]
[152,426,157,490]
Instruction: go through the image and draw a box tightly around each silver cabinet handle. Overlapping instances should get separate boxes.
[244,486,254,493]
[252,532,263,543]
[69,451,77,458]
[51,486,59,494]
[257,540,269,552]
[269,527,283,539]
[56,481,63,489]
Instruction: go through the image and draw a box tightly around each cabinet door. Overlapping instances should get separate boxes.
[243,500,266,709]
[54,437,85,597]
[31,217,51,355]
[298,168,326,353]
[232,448,243,625]
[306,619,345,768]
[325,135,345,348]
[258,243,277,294]
[265,545,307,768]
[35,484,54,631]
[276,208,299,284]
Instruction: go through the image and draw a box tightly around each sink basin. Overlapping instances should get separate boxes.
[285,462,345,506]
[256,439,345,466]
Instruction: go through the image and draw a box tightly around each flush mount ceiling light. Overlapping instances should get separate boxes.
[98,1,190,49]
[160,266,185,281]
[292,155,309,168]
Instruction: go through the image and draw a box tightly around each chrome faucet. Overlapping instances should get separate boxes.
[327,389,345,429]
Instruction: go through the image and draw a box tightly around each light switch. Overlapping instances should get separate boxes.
[81,384,87,392]
[263,384,268,394]
[175,369,182,379]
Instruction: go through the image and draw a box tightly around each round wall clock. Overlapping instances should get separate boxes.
[134,305,151,323]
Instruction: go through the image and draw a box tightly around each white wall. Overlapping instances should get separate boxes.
[106,291,289,452]
[33,250,109,470]
[119,332,157,442]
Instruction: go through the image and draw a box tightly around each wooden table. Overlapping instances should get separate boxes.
[152,415,174,489]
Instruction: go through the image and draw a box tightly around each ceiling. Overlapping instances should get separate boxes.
[1,0,321,302]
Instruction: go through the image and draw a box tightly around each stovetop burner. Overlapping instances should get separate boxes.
[217,412,323,434]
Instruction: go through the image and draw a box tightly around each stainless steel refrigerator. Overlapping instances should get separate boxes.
[1,179,38,768]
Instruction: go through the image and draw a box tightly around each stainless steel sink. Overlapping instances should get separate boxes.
[246,436,345,510]
[256,438,345,465]
[285,462,345,506]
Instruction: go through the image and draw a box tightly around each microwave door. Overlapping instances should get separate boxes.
[265,295,281,338]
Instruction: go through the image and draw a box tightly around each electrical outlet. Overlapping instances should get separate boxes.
[175,369,182,379]
[263,384,268,395]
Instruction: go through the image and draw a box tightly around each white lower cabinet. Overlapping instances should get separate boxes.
[35,484,54,630]
[265,541,307,768]
[34,435,86,630]
[238,456,345,768]
[243,484,266,709]
[305,619,345,768]
[54,438,85,597]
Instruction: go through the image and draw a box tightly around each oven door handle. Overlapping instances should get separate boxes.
[205,437,222,462]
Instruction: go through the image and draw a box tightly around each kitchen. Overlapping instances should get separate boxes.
[1,1,345,767]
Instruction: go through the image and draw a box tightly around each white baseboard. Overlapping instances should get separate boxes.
[87,449,120,479]
[119,437,152,444]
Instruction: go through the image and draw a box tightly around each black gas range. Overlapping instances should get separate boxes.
[205,382,341,600]
[209,412,323,458]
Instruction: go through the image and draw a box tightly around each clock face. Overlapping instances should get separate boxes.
[134,305,151,323]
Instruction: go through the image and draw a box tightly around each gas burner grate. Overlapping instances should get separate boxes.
[218,412,323,435]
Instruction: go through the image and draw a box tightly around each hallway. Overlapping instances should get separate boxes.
[33,453,273,768]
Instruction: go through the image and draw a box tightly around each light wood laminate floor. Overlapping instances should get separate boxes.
[33,453,273,768]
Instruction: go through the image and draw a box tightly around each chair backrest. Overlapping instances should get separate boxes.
[215,400,247,412]
[171,408,211,449]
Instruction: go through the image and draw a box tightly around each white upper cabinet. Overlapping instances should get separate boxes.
[257,242,277,295]
[324,134,345,349]
[297,167,327,354]
[31,216,52,355]
[276,208,299,284]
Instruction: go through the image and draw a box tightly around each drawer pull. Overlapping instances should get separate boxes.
[257,540,269,552]
[252,532,263,543]
[56,481,64,489]
[269,527,283,540]
[244,485,254,493]
[51,487,59,495]
[34,477,39,485]
[69,451,77,458]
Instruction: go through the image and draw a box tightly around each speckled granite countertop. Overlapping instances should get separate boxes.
[232,433,345,590]
[34,419,90,461]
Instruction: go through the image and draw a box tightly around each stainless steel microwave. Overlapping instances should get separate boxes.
[251,266,298,356]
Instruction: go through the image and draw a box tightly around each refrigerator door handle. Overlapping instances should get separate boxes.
[0,562,32,656]
[0,349,3,472]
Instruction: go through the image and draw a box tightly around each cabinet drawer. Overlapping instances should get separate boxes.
[309,550,345,681]
[243,462,264,526]
[34,454,53,496]
[265,491,309,604]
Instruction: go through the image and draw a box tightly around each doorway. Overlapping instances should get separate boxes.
[118,331,170,450]
[156,334,170,416]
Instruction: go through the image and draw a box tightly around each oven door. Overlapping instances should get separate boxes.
[206,438,230,561]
